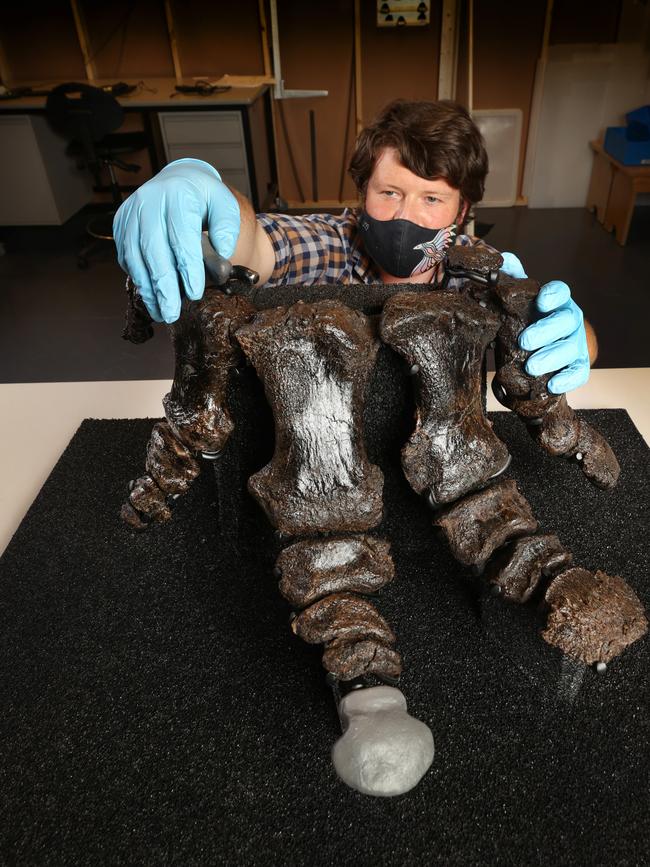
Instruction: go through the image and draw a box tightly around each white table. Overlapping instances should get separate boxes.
[1,369,649,557]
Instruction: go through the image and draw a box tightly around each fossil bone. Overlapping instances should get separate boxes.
[483,533,573,603]
[164,290,255,455]
[380,291,511,506]
[121,289,253,528]
[435,478,538,570]
[445,245,620,490]
[542,568,648,664]
[322,638,402,681]
[121,267,646,800]
[235,301,384,536]
[276,535,395,609]
[121,420,201,530]
[292,592,397,648]
[122,474,172,530]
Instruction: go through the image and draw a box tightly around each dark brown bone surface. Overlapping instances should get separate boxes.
[277,535,395,609]
[483,533,572,603]
[122,276,154,344]
[236,301,384,536]
[146,421,201,495]
[292,592,402,680]
[380,292,510,505]
[122,275,645,690]
[292,593,397,646]
[164,290,255,454]
[446,245,620,490]
[542,568,648,664]
[435,479,538,569]
[121,289,254,529]
[322,637,403,681]
[121,474,171,530]
[121,420,201,530]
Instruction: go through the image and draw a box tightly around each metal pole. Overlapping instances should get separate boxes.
[269,0,328,100]
[309,109,318,202]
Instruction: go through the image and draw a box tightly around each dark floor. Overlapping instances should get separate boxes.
[1,203,649,383]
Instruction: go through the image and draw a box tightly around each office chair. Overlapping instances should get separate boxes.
[46,82,147,268]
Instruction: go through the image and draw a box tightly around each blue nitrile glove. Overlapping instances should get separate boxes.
[113,158,240,323]
[500,252,590,395]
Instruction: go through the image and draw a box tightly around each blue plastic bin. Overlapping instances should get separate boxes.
[604,126,650,166]
[626,105,650,130]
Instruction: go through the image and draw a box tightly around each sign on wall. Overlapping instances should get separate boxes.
[377,1,430,28]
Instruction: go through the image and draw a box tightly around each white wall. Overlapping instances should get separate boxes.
[526,42,650,208]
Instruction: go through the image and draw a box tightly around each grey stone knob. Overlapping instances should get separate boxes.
[331,686,434,797]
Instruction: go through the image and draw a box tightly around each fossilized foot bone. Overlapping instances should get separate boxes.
[122,276,154,344]
[332,686,434,797]
[484,533,573,603]
[235,300,384,536]
[164,290,255,455]
[444,245,620,489]
[276,535,395,608]
[121,289,255,529]
[276,533,400,681]
[435,478,538,572]
[292,592,402,680]
[122,420,201,530]
[380,291,510,506]
[542,567,648,665]
[493,273,620,489]
[435,477,647,666]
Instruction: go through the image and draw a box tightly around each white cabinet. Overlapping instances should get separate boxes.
[0,115,93,225]
[158,111,252,200]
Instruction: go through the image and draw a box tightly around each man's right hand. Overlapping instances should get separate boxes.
[113,158,241,323]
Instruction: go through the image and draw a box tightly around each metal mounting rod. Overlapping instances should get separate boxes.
[269,0,328,100]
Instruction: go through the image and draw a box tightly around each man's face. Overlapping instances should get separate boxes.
[364,147,464,229]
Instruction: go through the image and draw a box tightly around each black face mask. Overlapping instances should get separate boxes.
[358,209,457,278]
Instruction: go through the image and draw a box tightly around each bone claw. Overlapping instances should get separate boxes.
[331,686,434,797]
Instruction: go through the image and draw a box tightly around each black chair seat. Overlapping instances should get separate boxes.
[66,131,148,160]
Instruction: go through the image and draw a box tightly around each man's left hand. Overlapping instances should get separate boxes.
[500,252,590,395]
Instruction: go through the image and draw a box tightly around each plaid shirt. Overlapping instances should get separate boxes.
[256,209,497,287]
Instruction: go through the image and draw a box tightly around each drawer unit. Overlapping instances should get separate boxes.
[160,111,244,145]
[166,142,246,172]
[159,111,252,200]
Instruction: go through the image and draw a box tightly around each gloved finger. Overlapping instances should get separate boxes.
[499,251,528,279]
[112,198,130,269]
[138,287,163,323]
[113,197,143,279]
[547,357,590,394]
[138,203,183,323]
[524,334,581,377]
[519,303,582,351]
[121,219,163,322]
[206,184,241,260]
[166,191,205,301]
[536,280,571,313]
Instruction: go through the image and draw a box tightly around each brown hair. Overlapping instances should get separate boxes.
[348,99,488,219]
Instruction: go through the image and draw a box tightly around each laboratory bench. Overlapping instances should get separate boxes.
[0,78,277,225]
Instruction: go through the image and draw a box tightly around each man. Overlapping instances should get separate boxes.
[113,99,590,395]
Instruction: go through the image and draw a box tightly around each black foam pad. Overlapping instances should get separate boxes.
[0,408,648,864]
